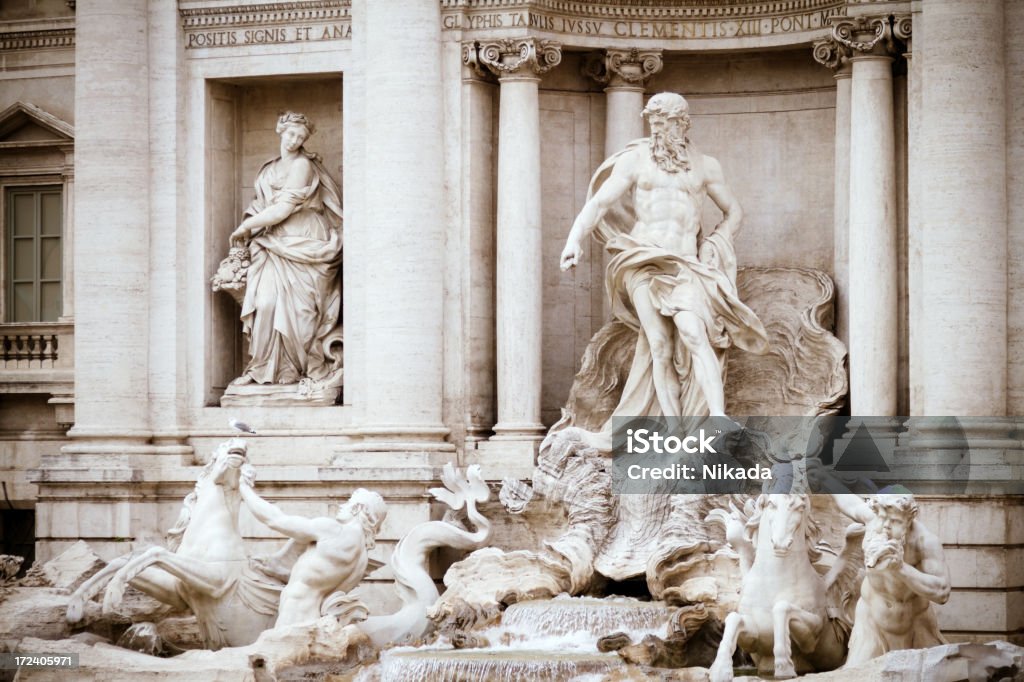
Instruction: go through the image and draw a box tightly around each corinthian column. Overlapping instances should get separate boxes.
[832,16,901,416]
[583,48,663,154]
[476,38,562,442]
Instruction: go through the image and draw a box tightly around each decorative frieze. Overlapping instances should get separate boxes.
[179,0,350,49]
[441,0,845,22]
[442,0,846,46]
[582,48,662,88]
[476,38,562,79]
[0,28,74,52]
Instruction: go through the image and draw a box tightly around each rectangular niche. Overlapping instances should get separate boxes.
[204,75,343,405]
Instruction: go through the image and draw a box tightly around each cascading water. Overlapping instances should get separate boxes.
[374,595,674,681]
[501,595,671,639]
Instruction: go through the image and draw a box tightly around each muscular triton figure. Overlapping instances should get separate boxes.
[831,493,950,665]
[560,92,767,427]
[239,478,387,628]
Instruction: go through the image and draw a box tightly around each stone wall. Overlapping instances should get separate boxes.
[919,496,1024,644]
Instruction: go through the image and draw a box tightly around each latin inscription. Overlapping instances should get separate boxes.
[442,8,843,39]
[185,23,351,49]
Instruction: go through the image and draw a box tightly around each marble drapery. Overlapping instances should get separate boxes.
[239,153,343,385]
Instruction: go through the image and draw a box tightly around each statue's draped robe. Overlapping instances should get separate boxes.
[586,139,769,448]
[578,140,770,580]
[240,153,343,384]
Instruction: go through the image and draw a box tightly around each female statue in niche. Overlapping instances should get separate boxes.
[227,112,343,391]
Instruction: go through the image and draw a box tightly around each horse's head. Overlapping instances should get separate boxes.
[763,494,810,557]
[207,438,249,489]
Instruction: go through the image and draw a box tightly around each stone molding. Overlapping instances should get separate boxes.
[582,48,663,89]
[441,0,844,21]
[0,27,74,52]
[179,1,349,29]
[179,0,350,49]
[476,38,562,80]
[443,0,846,50]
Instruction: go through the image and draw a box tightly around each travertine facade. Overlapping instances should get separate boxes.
[0,0,1021,645]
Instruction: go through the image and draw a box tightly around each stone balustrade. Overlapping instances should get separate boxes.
[0,323,70,370]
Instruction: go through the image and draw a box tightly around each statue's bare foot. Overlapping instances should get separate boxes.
[231,375,255,386]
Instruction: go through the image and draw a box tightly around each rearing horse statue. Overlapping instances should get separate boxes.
[67,439,279,649]
[707,493,864,681]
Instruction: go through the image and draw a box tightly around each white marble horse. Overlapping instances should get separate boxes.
[67,439,279,649]
[707,491,863,680]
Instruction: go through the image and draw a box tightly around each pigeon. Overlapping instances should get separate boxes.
[229,418,256,435]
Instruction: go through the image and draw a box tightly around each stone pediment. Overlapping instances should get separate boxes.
[0,101,74,149]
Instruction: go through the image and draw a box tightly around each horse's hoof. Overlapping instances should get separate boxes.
[709,661,734,682]
[103,583,125,615]
[774,662,797,679]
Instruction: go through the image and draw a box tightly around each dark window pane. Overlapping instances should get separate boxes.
[12,282,34,322]
[40,237,61,280]
[11,193,35,236]
[40,192,62,236]
[40,281,61,321]
[13,238,35,280]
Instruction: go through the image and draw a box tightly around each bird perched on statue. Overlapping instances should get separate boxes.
[229,418,256,435]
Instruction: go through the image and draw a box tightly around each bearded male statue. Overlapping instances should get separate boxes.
[560,92,769,448]
[831,493,951,665]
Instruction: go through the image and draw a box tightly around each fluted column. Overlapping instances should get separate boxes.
[359,0,449,446]
[916,0,1006,416]
[69,0,151,442]
[477,38,561,441]
[832,16,900,416]
[813,39,853,350]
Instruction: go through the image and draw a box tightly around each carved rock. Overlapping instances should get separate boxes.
[725,267,847,416]
[39,540,106,592]
[799,641,1024,681]
[431,547,568,633]
[0,587,83,642]
[13,620,376,682]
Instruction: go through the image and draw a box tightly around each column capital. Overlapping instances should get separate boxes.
[812,38,853,75]
[582,48,663,89]
[474,38,562,81]
[461,40,496,82]
[892,14,912,57]
[832,14,909,59]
